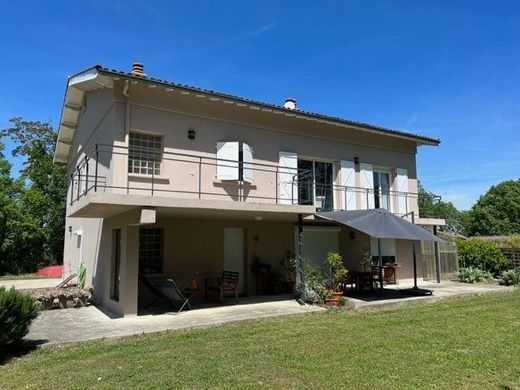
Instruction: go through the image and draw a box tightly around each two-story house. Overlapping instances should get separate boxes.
[54,63,442,317]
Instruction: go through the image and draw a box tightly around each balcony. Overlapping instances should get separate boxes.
[68,144,418,219]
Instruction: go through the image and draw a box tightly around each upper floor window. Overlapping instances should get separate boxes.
[297,159,334,211]
[128,132,162,175]
[216,142,254,183]
[373,170,391,210]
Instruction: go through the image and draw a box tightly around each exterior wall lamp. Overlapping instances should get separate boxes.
[187,129,196,140]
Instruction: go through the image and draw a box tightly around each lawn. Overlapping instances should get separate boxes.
[1,290,519,389]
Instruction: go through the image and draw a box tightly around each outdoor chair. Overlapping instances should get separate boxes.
[139,275,191,314]
[339,273,356,292]
[372,266,384,289]
[205,270,240,304]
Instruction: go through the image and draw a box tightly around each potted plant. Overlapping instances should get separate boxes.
[324,251,348,302]
[360,248,375,271]
[280,251,297,293]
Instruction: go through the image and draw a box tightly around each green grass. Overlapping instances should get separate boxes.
[1,290,519,389]
[0,273,48,281]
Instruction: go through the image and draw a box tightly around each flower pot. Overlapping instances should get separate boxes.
[331,291,344,299]
[324,298,339,306]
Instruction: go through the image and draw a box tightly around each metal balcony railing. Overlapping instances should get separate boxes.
[69,143,418,217]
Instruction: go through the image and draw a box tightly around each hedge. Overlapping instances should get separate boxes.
[457,239,509,274]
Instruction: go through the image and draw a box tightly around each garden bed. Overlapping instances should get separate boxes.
[20,287,92,310]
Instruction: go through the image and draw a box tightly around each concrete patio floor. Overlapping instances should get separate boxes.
[0,277,62,290]
[346,279,511,309]
[26,296,324,346]
[24,280,511,346]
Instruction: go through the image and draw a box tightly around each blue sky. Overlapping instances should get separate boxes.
[1,1,519,209]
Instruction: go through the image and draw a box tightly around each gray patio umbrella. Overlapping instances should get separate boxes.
[316,209,442,292]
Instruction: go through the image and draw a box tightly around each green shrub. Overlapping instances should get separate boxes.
[456,267,493,284]
[499,268,520,286]
[302,260,331,302]
[457,239,509,273]
[0,287,40,351]
[505,234,520,251]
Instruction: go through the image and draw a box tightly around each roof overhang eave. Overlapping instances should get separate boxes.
[53,67,114,165]
[94,67,442,147]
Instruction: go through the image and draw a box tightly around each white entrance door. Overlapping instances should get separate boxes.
[223,228,245,293]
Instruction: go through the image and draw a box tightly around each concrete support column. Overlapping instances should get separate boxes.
[297,214,306,302]
[434,225,442,283]
[120,225,139,316]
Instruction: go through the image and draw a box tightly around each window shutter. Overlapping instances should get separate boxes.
[396,168,409,216]
[360,163,375,209]
[242,143,254,183]
[340,160,356,210]
[278,151,298,204]
[216,142,239,180]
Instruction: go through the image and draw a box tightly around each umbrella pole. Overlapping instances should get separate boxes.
[378,238,384,290]
[412,241,418,289]
[411,211,418,290]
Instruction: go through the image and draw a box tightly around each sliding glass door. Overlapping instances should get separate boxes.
[373,171,391,210]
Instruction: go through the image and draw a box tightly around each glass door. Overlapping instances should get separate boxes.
[111,229,121,301]
[297,159,334,211]
[297,159,314,206]
[314,161,333,211]
[374,171,391,210]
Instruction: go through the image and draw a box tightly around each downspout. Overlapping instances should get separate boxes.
[122,79,130,193]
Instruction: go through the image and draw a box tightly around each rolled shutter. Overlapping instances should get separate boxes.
[370,237,396,257]
[340,160,356,210]
[216,142,239,180]
[278,151,298,204]
[360,163,375,209]
[242,143,254,183]
[396,168,409,216]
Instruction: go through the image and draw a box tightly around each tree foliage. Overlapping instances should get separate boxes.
[418,181,467,233]
[0,118,67,275]
[464,179,520,236]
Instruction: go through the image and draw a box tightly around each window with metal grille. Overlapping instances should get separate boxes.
[139,228,163,274]
[128,132,162,175]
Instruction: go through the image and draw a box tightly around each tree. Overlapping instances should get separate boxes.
[418,181,466,233]
[0,118,67,274]
[0,142,15,273]
[465,179,520,236]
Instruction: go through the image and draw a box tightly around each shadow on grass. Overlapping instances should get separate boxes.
[0,339,48,365]
[344,288,426,302]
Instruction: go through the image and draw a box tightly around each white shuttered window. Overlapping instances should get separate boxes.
[216,142,239,180]
[242,143,254,184]
[360,163,375,209]
[396,168,409,216]
[216,142,254,183]
[340,160,356,210]
[279,151,298,204]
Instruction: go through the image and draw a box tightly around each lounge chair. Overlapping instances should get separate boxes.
[139,275,191,313]
[205,270,240,304]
